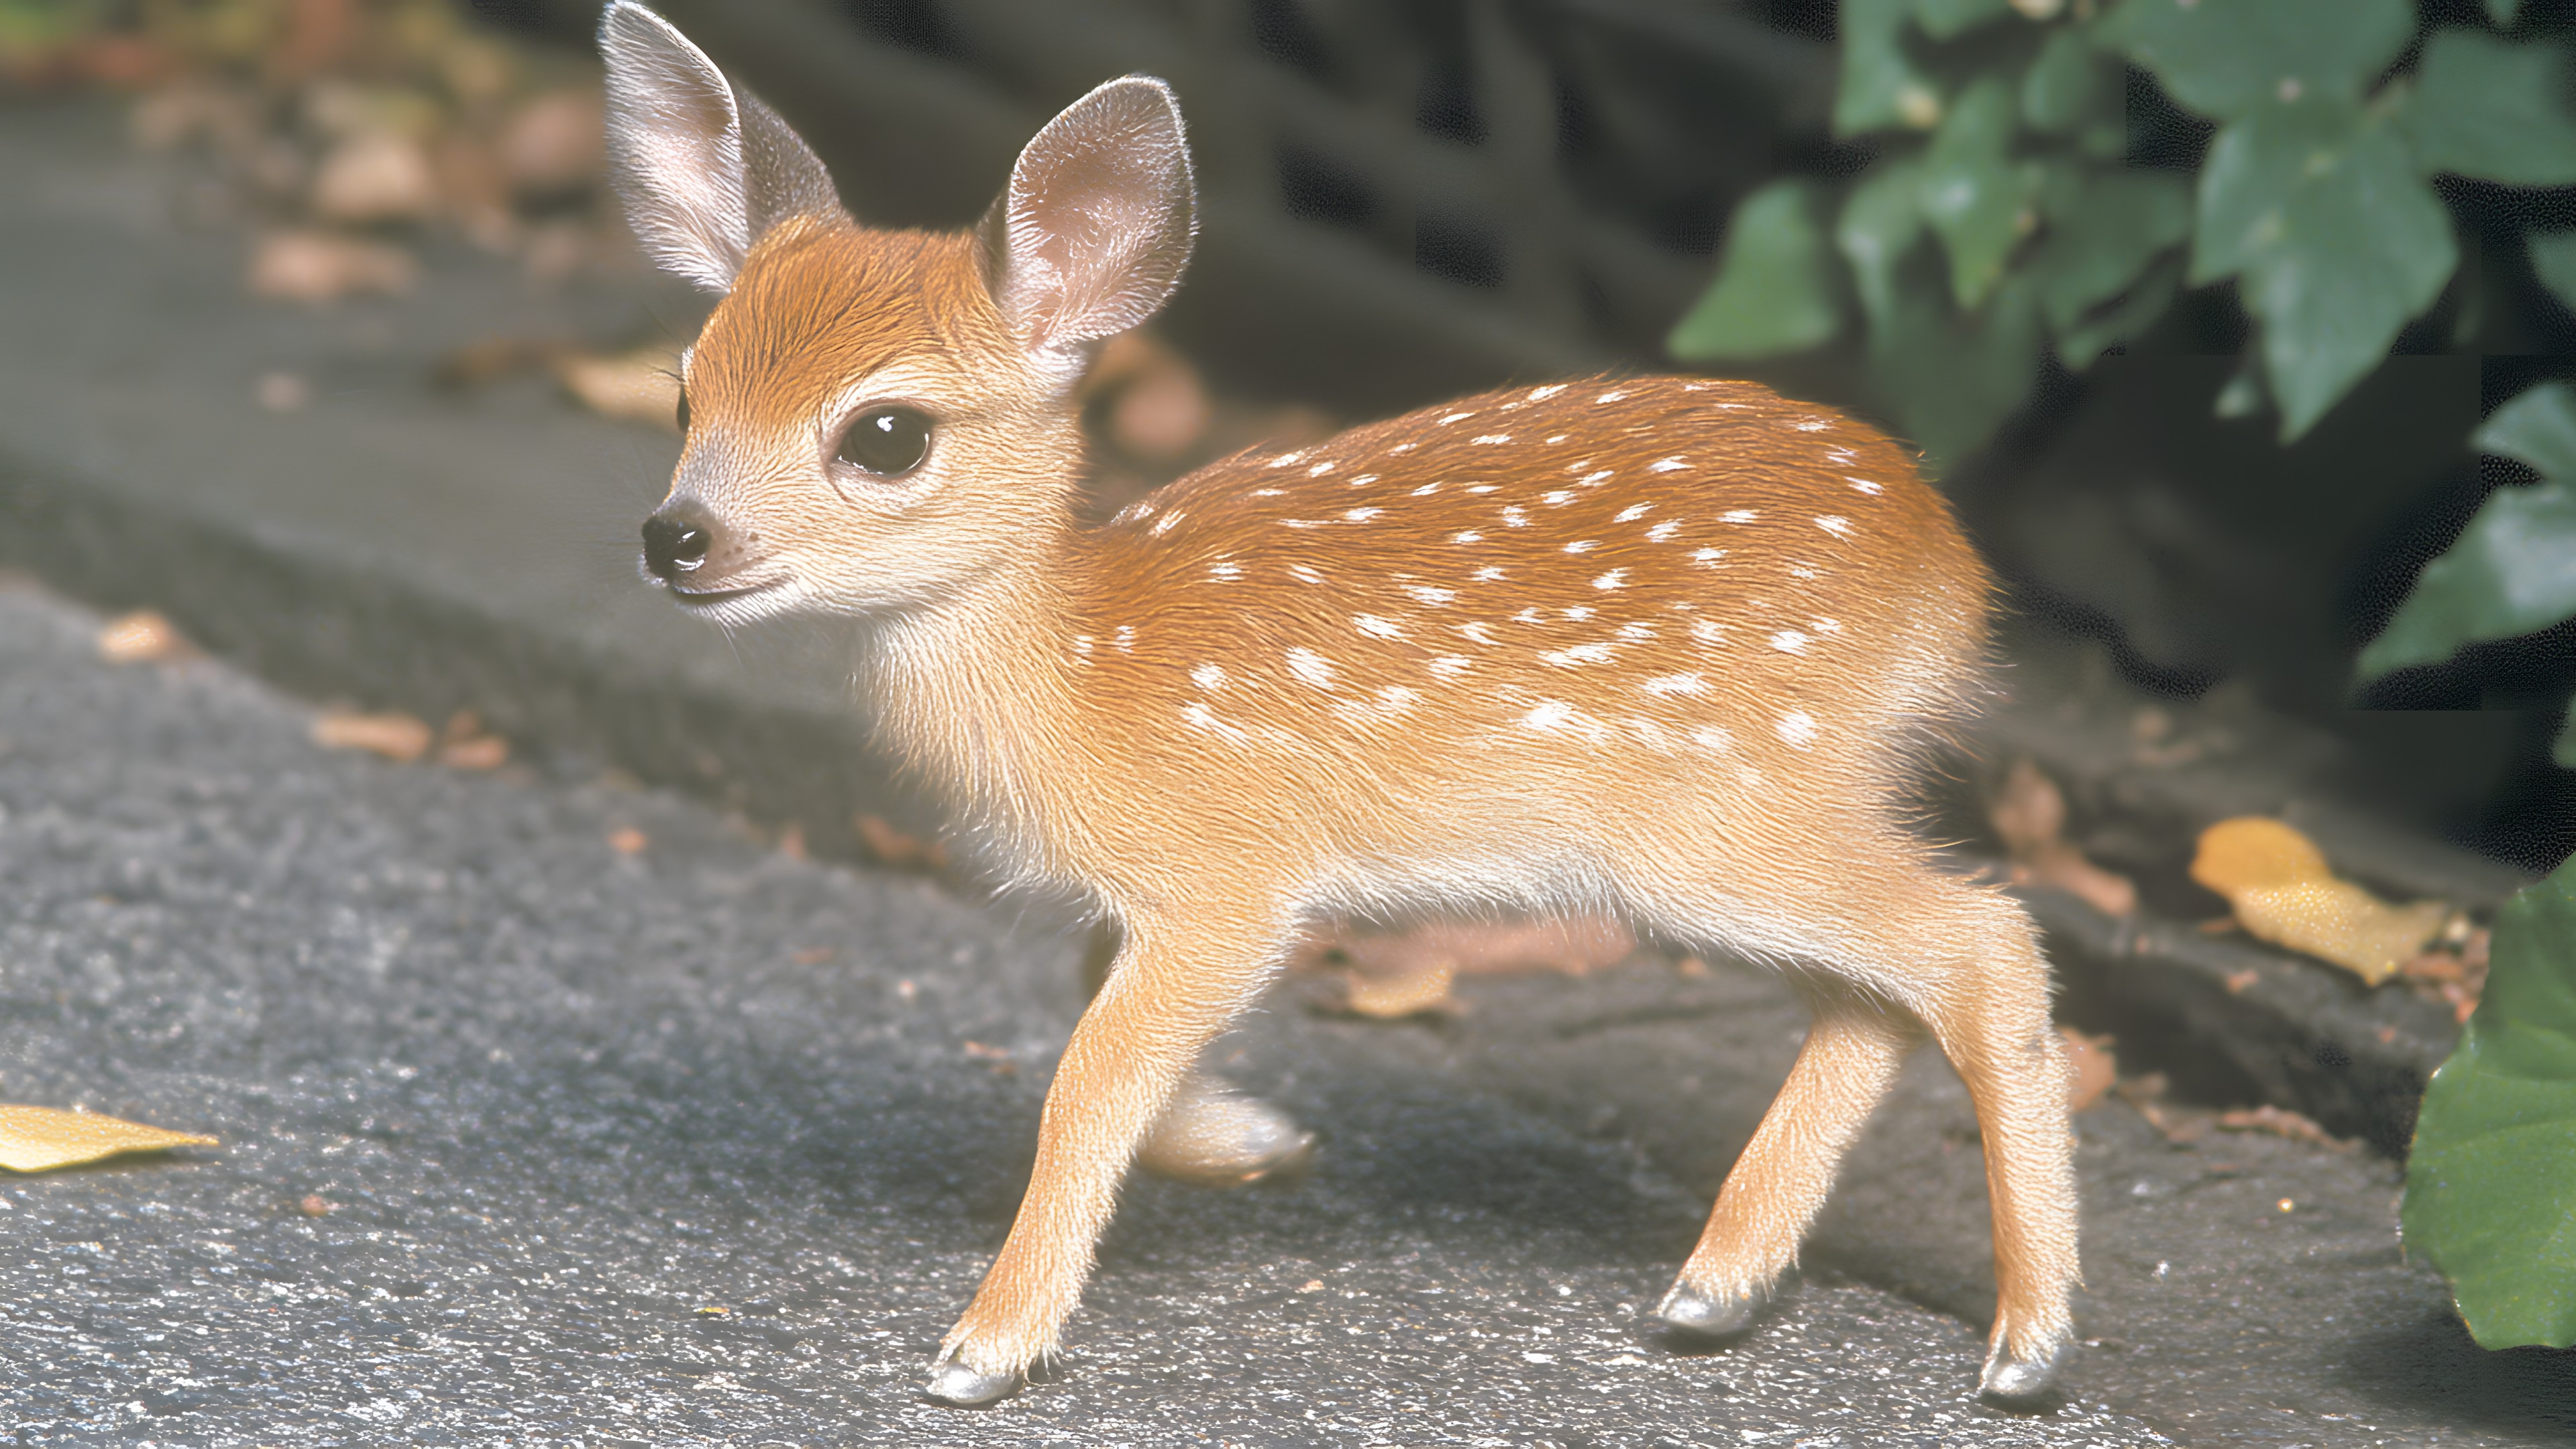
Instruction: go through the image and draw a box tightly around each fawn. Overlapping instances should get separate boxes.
[599,1,2078,1407]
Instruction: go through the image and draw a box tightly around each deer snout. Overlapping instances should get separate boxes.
[641,503,717,583]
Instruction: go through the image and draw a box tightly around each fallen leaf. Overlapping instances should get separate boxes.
[246,229,416,302]
[790,946,835,966]
[855,814,949,873]
[299,1193,334,1216]
[1330,959,1458,1020]
[494,89,603,197]
[551,345,680,429]
[2114,1072,2210,1144]
[0,1104,215,1173]
[2190,818,2449,985]
[311,709,431,762]
[2063,1026,2116,1113]
[436,735,508,771]
[606,827,647,855]
[2216,1104,2355,1152]
[1990,759,2138,916]
[961,1041,1017,1075]
[97,609,190,663]
[695,1303,731,1317]
[775,822,807,861]
[309,130,439,223]
[1110,359,1212,461]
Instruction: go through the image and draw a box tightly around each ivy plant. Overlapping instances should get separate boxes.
[2359,383,2576,766]
[1668,0,2576,469]
[2404,851,2576,1350]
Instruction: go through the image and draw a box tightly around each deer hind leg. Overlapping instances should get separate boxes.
[1659,984,1914,1338]
[1079,920,1315,1187]
[928,907,1284,1406]
[1642,849,2078,1401]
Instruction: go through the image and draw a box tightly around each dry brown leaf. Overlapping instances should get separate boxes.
[1335,959,1458,1019]
[311,709,431,762]
[961,1041,1017,1075]
[495,90,603,196]
[299,1193,334,1216]
[551,345,681,429]
[437,735,508,771]
[606,827,648,855]
[309,130,439,223]
[247,229,416,302]
[97,609,191,664]
[855,814,949,873]
[2216,1104,2355,1152]
[0,1104,215,1173]
[2190,818,2447,986]
[2114,1072,2210,1144]
[1990,759,2138,917]
[1110,361,1212,461]
[2062,1026,2116,1114]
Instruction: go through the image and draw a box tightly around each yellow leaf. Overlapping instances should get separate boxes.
[2229,881,2449,987]
[2190,816,2332,894]
[0,1104,217,1173]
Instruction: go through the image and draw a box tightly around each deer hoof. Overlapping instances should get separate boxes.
[1135,1075,1316,1187]
[1656,1282,1763,1340]
[923,1358,1024,1407]
[1978,1335,2068,1403]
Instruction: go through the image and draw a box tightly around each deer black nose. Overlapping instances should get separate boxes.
[642,505,716,581]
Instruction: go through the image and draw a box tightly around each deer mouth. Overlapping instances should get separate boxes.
[665,576,784,607]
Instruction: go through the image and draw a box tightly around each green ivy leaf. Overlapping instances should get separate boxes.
[2355,386,2576,680]
[2055,254,2185,368]
[2022,27,2112,136]
[1839,0,1943,135]
[1667,182,1845,362]
[2104,0,2414,119]
[2479,379,2576,480]
[2405,30,2576,187]
[1837,158,1929,339]
[2533,231,2576,315]
[2028,168,2192,335]
[1919,78,2042,311]
[2403,854,2576,1351]
[1870,275,2043,470]
[1913,0,2014,42]
[2193,97,2458,440]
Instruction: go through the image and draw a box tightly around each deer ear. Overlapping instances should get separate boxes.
[978,76,1196,362]
[598,1,837,293]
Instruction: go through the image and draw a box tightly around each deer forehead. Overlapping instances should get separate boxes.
[685,221,1015,432]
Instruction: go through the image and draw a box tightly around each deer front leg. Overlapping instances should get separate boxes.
[928,912,1282,1405]
[1079,920,1316,1187]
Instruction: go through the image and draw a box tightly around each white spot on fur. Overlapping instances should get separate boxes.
[1542,642,1615,667]
[1544,490,1576,506]
[1283,519,1324,529]
[1472,434,1513,445]
[1440,411,1476,425]
[1350,474,1379,486]
[1252,488,1284,497]
[1191,663,1226,691]
[1778,710,1819,746]
[1073,635,1093,656]
[1152,511,1185,535]
[1649,458,1686,473]
[1564,539,1598,554]
[1545,434,1569,445]
[1523,700,1574,731]
[1354,614,1403,639]
[1693,725,1735,753]
[1562,605,1595,621]
[1528,384,1567,400]
[1210,559,1242,580]
[1596,390,1629,403]
[1647,521,1681,541]
[1502,506,1531,527]
[1389,442,1418,455]
[1723,509,1758,524]
[1770,630,1809,654]
[1346,507,1383,522]
[1814,617,1843,634]
[1593,569,1627,590]
[1847,477,1884,495]
[1615,504,1653,523]
[1405,585,1457,605]
[1291,564,1325,584]
[1690,619,1726,644]
[1376,686,1419,714]
[1428,655,1472,678]
[1692,548,1727,566]
[1462,621,1499,644]
[1617,621,1656,641]
[1467,484,1499,494]
[1579,470,1614,486]
[1644,672,1705,696]
[1473,566,1505,581]
[1287,648,1337,688]
[1791,418,1831,432]
[1815,515,1852,537]
[1271,451,1305,468]
[1309,461,1337,477]
[1413,482,1441,496]
[1114,627,1136,652]
[1513,608,1544,625]
[1454,531,1484,544]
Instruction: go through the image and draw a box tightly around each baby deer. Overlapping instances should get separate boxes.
[600,1,2077,1408]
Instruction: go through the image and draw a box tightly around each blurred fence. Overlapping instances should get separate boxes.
[527,0,1832,410]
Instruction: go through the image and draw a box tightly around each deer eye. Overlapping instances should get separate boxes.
[834,407,932,476]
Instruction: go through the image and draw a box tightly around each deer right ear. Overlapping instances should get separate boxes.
[978,76,1197,370]
[598,1,838,294]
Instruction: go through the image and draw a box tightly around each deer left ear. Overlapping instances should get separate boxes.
[978,75,1197,364]
[598,0,839,294]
